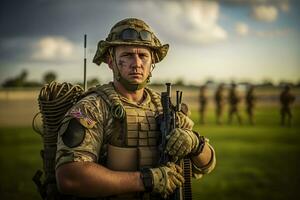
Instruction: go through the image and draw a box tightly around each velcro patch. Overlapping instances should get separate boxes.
[62,118,85,148]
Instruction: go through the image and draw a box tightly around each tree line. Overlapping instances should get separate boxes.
[1,70,100,88]
[1,69,299,89]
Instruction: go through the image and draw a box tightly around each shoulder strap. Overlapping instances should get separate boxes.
[85,83,126,120]
[84,85,113,107]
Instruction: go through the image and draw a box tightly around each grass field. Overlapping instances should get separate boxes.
[0,105,300,200]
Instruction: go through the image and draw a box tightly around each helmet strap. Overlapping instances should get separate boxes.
[108,48,121,81]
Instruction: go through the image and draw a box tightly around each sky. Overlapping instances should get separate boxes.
[0,0,299,85]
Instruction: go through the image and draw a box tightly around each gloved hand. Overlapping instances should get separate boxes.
[176,111,194,129]
[150,162,185,198]
[165,128,199,161]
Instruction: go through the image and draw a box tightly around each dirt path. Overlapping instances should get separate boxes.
[0,99,39,127]
[0,87,298,127]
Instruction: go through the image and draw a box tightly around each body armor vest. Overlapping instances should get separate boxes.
[91,84,163,200]
[122,100,161,169]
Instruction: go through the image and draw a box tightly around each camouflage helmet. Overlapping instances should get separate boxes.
[93,18,169,65]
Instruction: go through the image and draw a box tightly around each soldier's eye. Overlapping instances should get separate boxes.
[139,53,149,59]
[121,53,131,57]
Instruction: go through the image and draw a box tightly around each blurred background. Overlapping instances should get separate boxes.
[0,0,299,199]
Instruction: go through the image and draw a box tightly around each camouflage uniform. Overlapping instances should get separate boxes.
[280,85,295,126]
[245,85,256,125]
[56,83,216,199]
[228,83,242,125]
[55,18,216,200]
[199,85,208,124]
[214,84,224,125]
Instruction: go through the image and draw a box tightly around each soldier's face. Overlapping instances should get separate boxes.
[112,46,152,84]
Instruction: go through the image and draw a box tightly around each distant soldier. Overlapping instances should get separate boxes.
[214,83,225,124]
[280,85,295,126]
[199,85,208,124]
[228,83,242,125]
[245,85,256,125]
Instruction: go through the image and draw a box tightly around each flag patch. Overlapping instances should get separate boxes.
[70,110,96,128]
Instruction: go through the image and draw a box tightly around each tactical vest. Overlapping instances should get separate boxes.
[91,83,163,200]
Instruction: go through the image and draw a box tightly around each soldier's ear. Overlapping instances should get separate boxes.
[151,51,155,64]
[107,56,113,69]
[150,51,156,71]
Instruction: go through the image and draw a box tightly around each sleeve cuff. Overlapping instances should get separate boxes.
[191,144,216,179]
[55,150,96,169]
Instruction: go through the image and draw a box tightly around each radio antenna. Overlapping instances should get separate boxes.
[83,34,87,91]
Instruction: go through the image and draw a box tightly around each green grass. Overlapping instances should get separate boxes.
[0,127,42,199]
[0,106,300,200]
[191,106,300,200]
[192,126,300,200]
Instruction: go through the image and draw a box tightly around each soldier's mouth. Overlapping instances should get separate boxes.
[129,73,143,76]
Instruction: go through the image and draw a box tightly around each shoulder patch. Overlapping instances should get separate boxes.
[62,118,86,148]
[70,110,96,129]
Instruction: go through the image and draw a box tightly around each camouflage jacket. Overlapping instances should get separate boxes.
[55,83,216,193]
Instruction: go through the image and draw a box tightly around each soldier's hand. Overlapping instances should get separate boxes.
[176,111,194,129]
[166,128,199,161]
[150,162,185,198]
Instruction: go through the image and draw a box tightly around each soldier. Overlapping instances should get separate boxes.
[55,18,216,199]
[214,83,225,125]
[245,85,256,125]
[199,84,208,124]
[280,85,295,126]
[228,83,242,125]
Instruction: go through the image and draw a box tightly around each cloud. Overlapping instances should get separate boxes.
[31,37,77,61]
[251,5,278,22]
[221,0,290,23]
[278,1,290,12]
[126,0,227,44]
[220,0,289,6]
[235,22,249,36]
[0,36,82,64]
[254,28,292,37]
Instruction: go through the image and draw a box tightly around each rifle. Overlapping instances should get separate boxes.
[159,83,193,200]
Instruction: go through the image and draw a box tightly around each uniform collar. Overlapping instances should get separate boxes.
[118,89,151,108]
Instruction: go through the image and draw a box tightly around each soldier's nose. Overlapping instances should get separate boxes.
[132,54,143,68]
